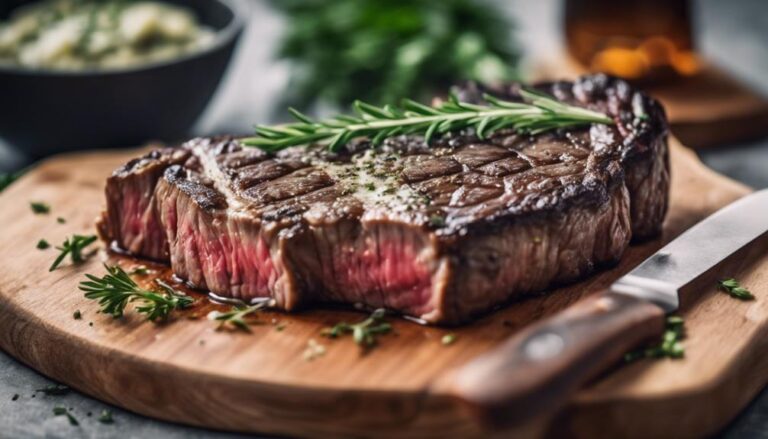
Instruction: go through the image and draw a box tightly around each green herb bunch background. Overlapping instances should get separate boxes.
[270,0,519,108]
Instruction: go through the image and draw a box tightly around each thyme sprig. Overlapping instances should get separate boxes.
[718,278,755,300]
[243,89,613,153]
[49,234,98,271]
[322,308,392,348]
[79,265,194,322]
[208,300,274,332]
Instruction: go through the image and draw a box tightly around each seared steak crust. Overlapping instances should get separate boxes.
[99,74,669,324]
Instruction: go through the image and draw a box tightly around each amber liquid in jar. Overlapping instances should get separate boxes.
[565,0,700,82]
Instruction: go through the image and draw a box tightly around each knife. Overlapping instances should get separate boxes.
[448,188,768,428]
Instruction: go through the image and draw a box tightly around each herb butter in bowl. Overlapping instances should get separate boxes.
[0,0,245,156]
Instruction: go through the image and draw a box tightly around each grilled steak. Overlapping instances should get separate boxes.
[99,74,669,324]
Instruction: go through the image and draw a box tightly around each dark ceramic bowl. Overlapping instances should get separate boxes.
[0,0,245,157]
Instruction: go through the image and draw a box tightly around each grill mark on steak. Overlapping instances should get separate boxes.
[99,74,669,324]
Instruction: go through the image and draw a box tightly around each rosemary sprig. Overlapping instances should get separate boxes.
[321,308,392,348]
[207,300,274,332]
[79,265,194,322]
[243,89,613,153]
[49,234,98,271]
[718,278,755,300]
[624,316,685,362]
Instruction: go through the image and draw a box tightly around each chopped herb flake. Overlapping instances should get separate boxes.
[429,214,446,227]
[130,265,149,276]
[625,316,685,362]
[441,333,457,345]
[37,239,50,250]
[30,202,50,214]
[73,310,82,320]
[98,409,114,424]
[53,406,79,426]
[0,172,20,193]
[718,278,755,301]
[57,217,66,224]
[37,384,70,396]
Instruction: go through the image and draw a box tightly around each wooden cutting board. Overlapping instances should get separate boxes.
[0,138,763,438]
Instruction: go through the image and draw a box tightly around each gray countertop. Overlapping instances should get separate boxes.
[2,0,768,437]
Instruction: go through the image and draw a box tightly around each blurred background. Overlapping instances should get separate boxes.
[1,0,768,437]
[1,0,768,187]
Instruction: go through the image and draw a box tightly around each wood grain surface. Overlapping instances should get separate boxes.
[0,138,763,438]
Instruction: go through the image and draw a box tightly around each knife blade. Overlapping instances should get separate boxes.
[447,189,768,429]
[612,188,768,312]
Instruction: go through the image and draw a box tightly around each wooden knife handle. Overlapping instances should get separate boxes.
[448,291,666,428]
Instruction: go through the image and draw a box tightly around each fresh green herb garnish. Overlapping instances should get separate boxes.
[442,333,457,345]
[37,239,50,250]
[53,406,79,426]
[73,310,82,320]
[79,265,194,322]
[30,202,50,214]
[98,409,114,424]
[37,384,70,396]
[271,0,519,108]
[429,215,446,227]
[207,300,273,332]
[718,278,755,300]
[49,234,98,271]
[624,316,685,362]
[321,308,392,349]
[0,172,20,193]
[57,217,66,224]
[130,265,149,276]
[244,89,613,153]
